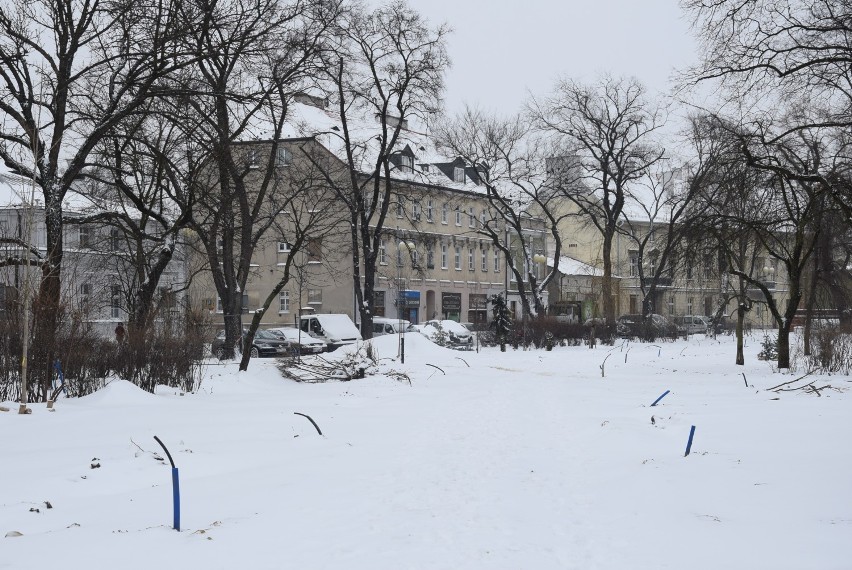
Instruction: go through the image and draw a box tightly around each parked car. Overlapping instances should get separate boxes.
[268,327,327,354]
[299,314,362,351]
[371,317,417,337]
[616,314,678,339]
[421,319,473,347]
[674,315,711,335]
[211,329,290,360]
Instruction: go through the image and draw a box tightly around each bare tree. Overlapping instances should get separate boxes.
[530,75,666,334]
[682,0,852,219]
[181,0,338,360]
[311,0,450,339]
[0,0,190,398]
[435,107,563,320]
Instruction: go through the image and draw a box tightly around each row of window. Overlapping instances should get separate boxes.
[393,197,486,228]
[78,227,123,251]
[378,240,501,272]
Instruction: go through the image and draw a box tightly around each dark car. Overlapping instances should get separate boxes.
[211,329,290,359]
[616,314,678,339]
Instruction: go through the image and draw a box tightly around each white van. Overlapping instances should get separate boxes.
[675,315,711,335]
[372,317,416,336]
[299,314,362,351]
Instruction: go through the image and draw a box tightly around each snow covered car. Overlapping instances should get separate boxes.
[616,314,678,339]
[268,327,327,354]
[211,329,290,359]
[299,314,362,351]
[371,317,417,336]
[421,319,473,347]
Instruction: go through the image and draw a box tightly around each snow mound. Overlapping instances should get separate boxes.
[79,379,155,405]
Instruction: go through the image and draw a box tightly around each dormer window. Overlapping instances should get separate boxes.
[454,166,465,183]
[399,155,414,172]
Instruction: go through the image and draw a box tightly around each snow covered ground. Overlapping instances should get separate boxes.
[2,333,851,569]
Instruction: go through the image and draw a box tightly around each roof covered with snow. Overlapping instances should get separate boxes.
[547,255,605,277]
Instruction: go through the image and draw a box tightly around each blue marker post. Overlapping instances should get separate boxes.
[154,436,180,531]
[684,425,696,457]
[650,390,670,407]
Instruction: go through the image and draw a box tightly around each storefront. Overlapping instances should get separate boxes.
[441,292,461,321]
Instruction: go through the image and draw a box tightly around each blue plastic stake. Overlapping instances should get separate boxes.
[171,468,181,531]
[154,436,180,531]
[684,425,696,457]
[650,390,670,407]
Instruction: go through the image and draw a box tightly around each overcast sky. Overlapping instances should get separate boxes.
[405,0,699,115]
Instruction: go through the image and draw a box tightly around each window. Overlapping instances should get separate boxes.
[468,248,475,271]
[307,237,322,261]
[216,297,223,313]
[159,287,176,310]
[493,250,500,272]
[686,264,693,280]
[427,248,434,269]
[441,244,448,269]
[278,241,291,253]
[455,206,461,226]
[629,252,639,277]
[279,291,290,313]
[703,255,713,280]
[411,247,419,267]
[79,283,91,308]
[79,226,92,248]
[687,297,694,315]
[396,196,405,218]
[242,293,249,314]
[276,146,292,167]
[427,199,434,222]
[110,285,121,319]
[454,166,465,183]
[307,289,322,305]
[413,201,421,221]
[480,211,486,228]
[246,148,260,169]
[667,295,675,315]
[374,291,386,317]
[454,246,461,270]
[441,203,448,224]
[481,250,487,272]
[468,207,475,228]
[109,228,121,252]
[379,239,387,264]
[396,247,403,267]
[399,154,413,172]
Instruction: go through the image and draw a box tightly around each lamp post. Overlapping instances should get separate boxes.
[398,241,415,362]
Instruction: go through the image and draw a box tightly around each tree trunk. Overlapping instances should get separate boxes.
[777,324,791,369]
[601,230,615,337]
[736,302,745,365]
[31,192,64,401]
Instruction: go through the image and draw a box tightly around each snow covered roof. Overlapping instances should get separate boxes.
[251,100,486,194]
[547,255,606,277]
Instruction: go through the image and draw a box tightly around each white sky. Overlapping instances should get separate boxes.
[405,0,699,115]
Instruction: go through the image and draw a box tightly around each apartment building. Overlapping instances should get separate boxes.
[188,102,548,329]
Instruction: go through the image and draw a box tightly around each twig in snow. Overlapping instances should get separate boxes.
[425,363,445,375]
[767,369,817,392]
[455,357,469,367]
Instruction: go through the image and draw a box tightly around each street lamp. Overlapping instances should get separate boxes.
[398,240,415,363]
